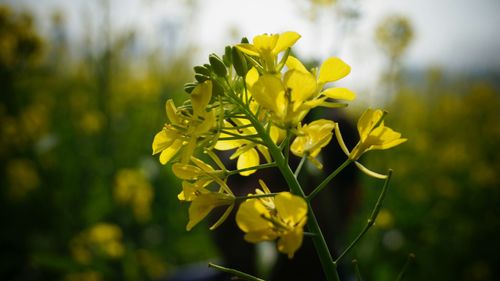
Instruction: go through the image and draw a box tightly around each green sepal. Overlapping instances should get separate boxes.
[209,54,227,77]
[223,46,232,67]
[231,47,248,77]
[195,74,210,83]
[194,65,210,76]
[240,37,249,44]
[184,82,198,94]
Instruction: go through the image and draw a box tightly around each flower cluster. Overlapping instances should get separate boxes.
[152,31,405,259]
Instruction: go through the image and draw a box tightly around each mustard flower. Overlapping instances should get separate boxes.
[349,108,407,160]
[236,181,308,258]
[249,55,355,127]
[187,192,235,231]
[173,157,235,231]
[215,118,279,176]
[152,81,216,164]
[290,119,335,169]
[236,31,301,72]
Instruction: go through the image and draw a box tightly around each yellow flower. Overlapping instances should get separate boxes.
[236,181,308,258]
[187,192,235,231]
[349,108,407,160]
[287,55,356,101]
[173,158,235,231]
[290,119,335,169]
[152,81,216,164]
[70,223,124,264]
[250,55,355,127]
[173,157,224,200]
[215,118,278,176]
[236,31,301,72]
[114,169,154,222]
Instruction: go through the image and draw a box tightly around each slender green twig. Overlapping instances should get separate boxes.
[334,170,393,263]
[208,263,265,281]
[307,159,352,201]
[294,155,307,178]
[235,192,279,202]
[395,253,415,281]
[352,259,363,281]
[226,162,276,176]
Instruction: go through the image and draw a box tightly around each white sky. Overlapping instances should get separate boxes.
[5,0,500,101]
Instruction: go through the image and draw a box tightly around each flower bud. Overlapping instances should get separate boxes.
[209,54,227,77]
[231,47,248,77]
[195,74,210,83]
[184,82,197,94]
[223,45,232,67]
[194,65,210,76]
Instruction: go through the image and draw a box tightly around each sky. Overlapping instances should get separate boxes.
[5,0,500,100]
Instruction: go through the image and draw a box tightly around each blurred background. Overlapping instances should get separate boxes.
[0,0,499,280]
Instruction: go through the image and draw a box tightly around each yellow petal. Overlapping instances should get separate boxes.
[274,192,307,225]
[187,193,234,231]
[237,148,260,176]
[191,157,215,173]
[290,136,306,157]
[178,181,206,201]
[165,99,178,124]
[277,226,304,258]
[321,87,356,101]
[196,110,216,134]
[172,163,201,180]
[236,199,272,233]
[285,56,308,72]
[159,139,183,164]
[245,67,260,88]
[357,108,384,141]
[152,130,174,155]
[284,69,317,103]
[253,34,279,53]
[191,80,212,117]
[244,229,278,243]
[236,43,260,57]
[273,31,301,54]
[251,74,286,116]
[215,135,243,150]
[318,57,351,84]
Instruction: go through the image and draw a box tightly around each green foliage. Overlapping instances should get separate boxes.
[0,5,216,281]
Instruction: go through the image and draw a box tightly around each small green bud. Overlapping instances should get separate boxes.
[184,82,197,94]
[194,65,210,76]
[222,46,232,67]
[195,74,210,83]
[231,47,248,77]
[209,54,227,77]
[240,37,249,44]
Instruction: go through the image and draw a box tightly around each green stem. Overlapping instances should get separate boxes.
[307,159,352,201]
[395,253,415,281]
[352,259,363,281]
[235,192,279,202]
[208,263,265,281]
[294,155,307,178]
[238,104,340,281]
[226,162,276,176]
[334,170,393,263]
